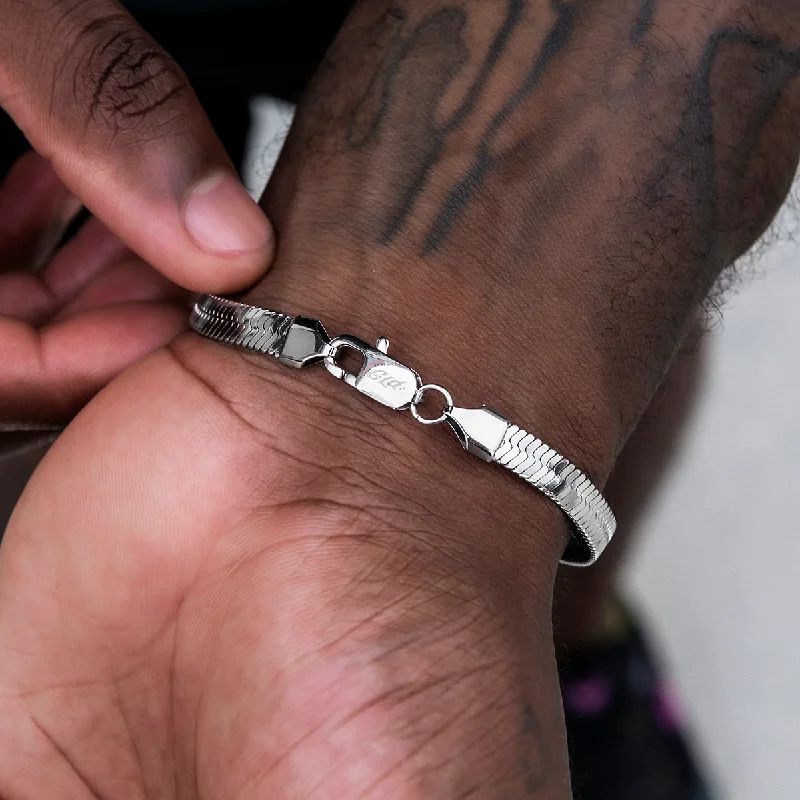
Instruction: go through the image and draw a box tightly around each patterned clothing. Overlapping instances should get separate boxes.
[560,607,714,800]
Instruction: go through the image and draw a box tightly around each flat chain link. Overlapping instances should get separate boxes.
[493,425,615,564]
[410,384,454,425]
[190,295,293,358]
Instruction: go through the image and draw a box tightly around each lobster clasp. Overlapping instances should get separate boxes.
[323,335,421,411]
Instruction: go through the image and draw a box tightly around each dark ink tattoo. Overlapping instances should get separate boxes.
[346,1,526,245]
[630,0,657,44]
[442,0,527,135]
[348,8,408,148]
[347,8,470,243]
[699,27,800,243]
[423,0,575,254]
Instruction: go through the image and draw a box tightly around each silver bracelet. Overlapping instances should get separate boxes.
[190,295,616,566]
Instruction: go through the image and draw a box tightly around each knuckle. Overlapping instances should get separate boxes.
[55,11,190,139]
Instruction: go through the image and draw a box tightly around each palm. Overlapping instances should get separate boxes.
[0,330,567,798]
[0,338,304,796]
[0,153,187,425]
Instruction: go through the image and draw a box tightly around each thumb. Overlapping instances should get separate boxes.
[0,1,274,293]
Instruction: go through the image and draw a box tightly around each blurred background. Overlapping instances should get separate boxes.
[622,201,800,800]
[1,94,798,800]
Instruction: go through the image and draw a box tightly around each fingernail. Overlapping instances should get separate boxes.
[184,172,272,255]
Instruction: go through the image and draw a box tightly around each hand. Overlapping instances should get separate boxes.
[0,152,187,423]
[2,0,799,797]
[1,0,273,293]
[0,333,570,798]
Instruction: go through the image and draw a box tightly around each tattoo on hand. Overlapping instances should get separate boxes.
[344,0,800,278]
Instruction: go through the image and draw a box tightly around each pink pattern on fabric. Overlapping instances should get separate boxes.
[652,680,685,731]
[564,674,612,717]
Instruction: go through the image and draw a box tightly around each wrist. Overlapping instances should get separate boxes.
[175,322,570,607]
[241,242,620,487]
[169,326,575,793]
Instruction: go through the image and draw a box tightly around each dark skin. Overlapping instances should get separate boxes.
[256,0,800,454]
[0,0,798,796]
[0,0,273,294]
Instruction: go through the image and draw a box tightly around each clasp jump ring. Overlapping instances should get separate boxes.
[410,384,453,425]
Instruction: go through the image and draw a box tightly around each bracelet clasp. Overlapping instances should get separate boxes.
[323,335,421,411]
